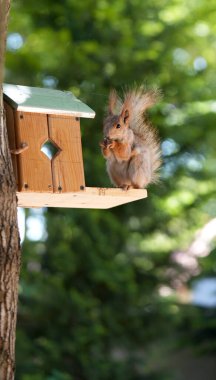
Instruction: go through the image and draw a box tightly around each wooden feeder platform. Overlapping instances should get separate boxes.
[4,84,148,209]
[17,187,147,209]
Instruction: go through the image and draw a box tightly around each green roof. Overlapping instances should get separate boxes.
[3,84,95,118]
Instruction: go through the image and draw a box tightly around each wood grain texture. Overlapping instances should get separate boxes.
[48,115,85,192]
[16,187,147,209]
[15,112,53,192]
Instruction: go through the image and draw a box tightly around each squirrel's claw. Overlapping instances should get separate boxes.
[120,184,132,191]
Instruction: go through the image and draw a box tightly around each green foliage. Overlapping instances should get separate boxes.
[5,0,216,379]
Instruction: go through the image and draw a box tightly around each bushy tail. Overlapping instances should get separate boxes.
[121,85,161,132]
[123,86,161,185]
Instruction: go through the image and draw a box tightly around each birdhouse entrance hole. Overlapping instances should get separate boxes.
[4,84,147,209]
[41,139,61,160]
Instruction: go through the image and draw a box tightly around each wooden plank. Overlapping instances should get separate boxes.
[4,102,18,184]
[48,115,85,192]
[15,112,53,192]
[16,187,148,209]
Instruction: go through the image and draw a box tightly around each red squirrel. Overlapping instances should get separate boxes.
[100,86,161,189]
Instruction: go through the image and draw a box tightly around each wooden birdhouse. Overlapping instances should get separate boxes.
[4,84,147,209]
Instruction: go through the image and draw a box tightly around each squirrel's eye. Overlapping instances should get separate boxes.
[116,124,121,129]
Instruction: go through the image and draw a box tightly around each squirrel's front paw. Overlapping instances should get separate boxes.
[108,140,116,149]
[99,138,115,150]
[99,141,106,148]
[100,140,114,158]
[100,137,110,147]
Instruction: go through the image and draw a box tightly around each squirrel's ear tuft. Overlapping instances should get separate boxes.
[122,109,130,125]
[108,89,118,115]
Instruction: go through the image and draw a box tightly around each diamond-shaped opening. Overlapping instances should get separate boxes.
[41,139,61,160]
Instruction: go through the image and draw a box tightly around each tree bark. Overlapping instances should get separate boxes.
[0,1,21,379]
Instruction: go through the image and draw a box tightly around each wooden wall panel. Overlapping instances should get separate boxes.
[15,112,53,192]
[48,115,85,192]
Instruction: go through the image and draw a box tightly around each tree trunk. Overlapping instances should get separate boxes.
[0,1,21,379]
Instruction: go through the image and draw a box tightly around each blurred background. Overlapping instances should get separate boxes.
[5,0,216,379]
